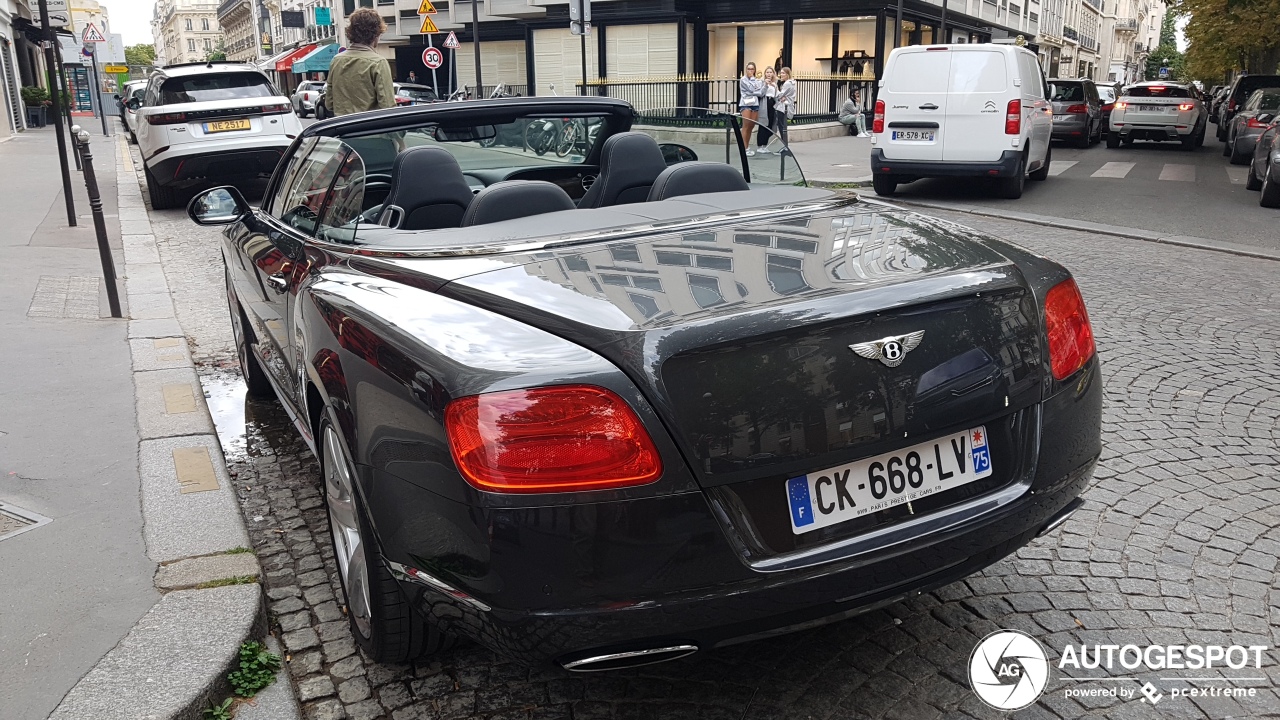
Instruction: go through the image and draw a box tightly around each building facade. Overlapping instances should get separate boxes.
[217,0,258,61]
[154,0,222,66]
[0,0,31,135]
[1097,0,1161,84]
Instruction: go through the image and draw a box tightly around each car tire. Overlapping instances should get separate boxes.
[1223,136,1233,156]
[227,281,275,400]
[128,131,137,145]
[1182,133,1197,151]
[321,419,454,664]
[1228,137,1250,164]
[1246,162,1263,191]
[872,174,898,196]
[1106,132,1120,149]
[144,165,177,210]
[1261,164,1280,208]
[1030,145,1052,181]
[1076,131,1090,149]
[996,153,1025,199]
[1090,120,1102,145]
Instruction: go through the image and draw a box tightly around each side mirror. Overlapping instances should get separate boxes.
[1258,113,1275,124]
[658,143,699,165]
[187,186,249,226]
[126,97,141,110]
[113,94,121,100]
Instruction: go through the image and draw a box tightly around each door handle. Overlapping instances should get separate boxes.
[266,273,288,293]
[919,103,939,110]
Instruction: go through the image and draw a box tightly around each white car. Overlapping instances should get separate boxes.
[291,80,325,117]
[129,62,301,210]
[870,43,1053,199]
[1106,81,1207,149]
[118,79,147,144]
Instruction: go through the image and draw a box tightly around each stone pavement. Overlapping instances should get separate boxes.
[142,163,1280,718]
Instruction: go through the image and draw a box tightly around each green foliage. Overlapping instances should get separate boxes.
[226,641,281,698]
[20,86,49,107]
[1175,0,1280,78]
[1145,42,1186,81]
[124,44,156,68]
[224,546,253,554]
[206,39,227,63]
[202,698,233,720]
[196,575,257,589]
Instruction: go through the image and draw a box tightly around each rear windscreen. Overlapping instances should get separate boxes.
[1237,78,1280,99]
[949,52,1008,93]
[1049,83,1085,101]
[1126,86,1191,98]
[159,74,276,104]
[887,52,951,93]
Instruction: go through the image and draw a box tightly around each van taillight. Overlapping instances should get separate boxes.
[873,99,885,134]
[1044,278,1096,381]
[1005,99,1021,135]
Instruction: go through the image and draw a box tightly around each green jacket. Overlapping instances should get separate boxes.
[325,45,394,116]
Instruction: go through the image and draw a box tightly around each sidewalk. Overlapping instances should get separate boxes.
[789,131,873,184]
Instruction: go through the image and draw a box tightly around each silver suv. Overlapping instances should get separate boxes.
[129,62,301,209]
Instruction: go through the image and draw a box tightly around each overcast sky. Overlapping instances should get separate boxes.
[107,0,153,46]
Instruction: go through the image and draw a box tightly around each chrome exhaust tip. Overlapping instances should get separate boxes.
[560,644,699,672]
[1037,498,1084,538]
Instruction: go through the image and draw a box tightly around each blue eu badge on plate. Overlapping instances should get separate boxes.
[787,476,814,528]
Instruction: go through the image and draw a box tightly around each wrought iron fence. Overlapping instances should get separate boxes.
[466,84,530,99]
[575,74,877,121]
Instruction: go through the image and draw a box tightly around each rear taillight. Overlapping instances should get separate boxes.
[444,385,663,493]
[1101,103,1114,112]
[1114,101,1128,109]
[147,112,187,125]
[1005,99,1021,135]
[261,103,291,114]
[1229,98,1237,112]
[1065,104,1088,114]
[1178,103,1195,111]
[1044,278,1096,381]
[1246,116,1269,128]
[873,98,885,134]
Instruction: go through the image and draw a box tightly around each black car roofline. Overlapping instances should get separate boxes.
[304,97,635,139]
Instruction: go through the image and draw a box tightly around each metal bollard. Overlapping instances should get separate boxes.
[74,130,123,319]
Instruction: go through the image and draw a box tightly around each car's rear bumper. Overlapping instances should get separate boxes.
[1051,116,1089,138]
[870,149,1023,179]
[369,357,1103,666]
[1110,120,1196,140]
[147,143,289,188]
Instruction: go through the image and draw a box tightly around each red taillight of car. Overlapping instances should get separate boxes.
[1246,116,1270,128]
[1101,103,1114,112]
[1044,278,1096,381]
[1065,104,1088,114]
[1178,103,1195,111]
[260,103,292,114]
[1114,101,1128,109]
[1229,98,1238,112]
[147,111,188,125]
[444,385,663,493]
[1005,99,1021,135]
[873,98,885,134]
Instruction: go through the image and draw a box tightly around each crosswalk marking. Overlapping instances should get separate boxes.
[1158,164,1196,182]
[1225,167,1249,185]
[1047,161,1077,176]
[1091,162,1136,178]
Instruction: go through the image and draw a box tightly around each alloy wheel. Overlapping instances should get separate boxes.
[324,425,372,638]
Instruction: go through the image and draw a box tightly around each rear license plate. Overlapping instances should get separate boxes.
[786,427,993,534]
[203,119,251,133]
[1137,105,1170,112]
[892,130,935,142]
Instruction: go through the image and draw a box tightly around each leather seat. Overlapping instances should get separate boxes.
[376,146,474,230]
[577,132,670,209]
[647,162,751,201]
[461,180,577,227]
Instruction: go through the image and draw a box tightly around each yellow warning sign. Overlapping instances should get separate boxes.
[417,0,437,14]
[104,65,129,73]
[419,15,438,33]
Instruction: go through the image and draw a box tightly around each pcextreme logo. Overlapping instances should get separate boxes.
[969,630,1272,712]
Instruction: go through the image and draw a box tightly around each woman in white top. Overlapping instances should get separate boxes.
[768,66,797,153]
[754,66,778,156]
[738,62,765,150]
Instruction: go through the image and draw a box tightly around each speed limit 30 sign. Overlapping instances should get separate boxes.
[422,46,443,69]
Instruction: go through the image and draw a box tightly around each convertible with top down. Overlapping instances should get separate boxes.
[188,96,1102,671]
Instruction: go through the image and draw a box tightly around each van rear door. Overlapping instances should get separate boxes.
[880,48,951,161]
[942,48,1013,162]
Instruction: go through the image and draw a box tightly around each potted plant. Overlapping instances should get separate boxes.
[20,86,49,127]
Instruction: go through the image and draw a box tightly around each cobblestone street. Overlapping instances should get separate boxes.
[145,199,1280,719]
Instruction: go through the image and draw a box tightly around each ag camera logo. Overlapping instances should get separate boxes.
[969,630,1050,711]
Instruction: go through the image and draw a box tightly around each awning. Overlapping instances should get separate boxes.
[256,48,296,72]
[292,43,340,74]
[276,44,317,72]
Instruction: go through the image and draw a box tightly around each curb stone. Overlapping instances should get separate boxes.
[46,129,301,720]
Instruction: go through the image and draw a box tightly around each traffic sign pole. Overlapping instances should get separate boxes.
[89,47,109,137]
[38,0,76,226]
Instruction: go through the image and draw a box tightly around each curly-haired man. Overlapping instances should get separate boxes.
[325,8,394,116]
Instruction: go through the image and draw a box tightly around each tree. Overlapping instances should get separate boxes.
[206,40,227,62]
[124,43,156,68]
[1145,12,1185,80]
[1174,0,1280,80]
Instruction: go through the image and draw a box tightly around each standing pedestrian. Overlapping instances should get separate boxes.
[771,66,796,153]
[757,66,778,154]
[739,62,765,154]
[325,8,395,117]
[407,70,419,84]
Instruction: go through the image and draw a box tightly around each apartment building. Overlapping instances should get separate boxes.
[216,0,258,61]
[1096,0,1162,83]
[154,0,221,65]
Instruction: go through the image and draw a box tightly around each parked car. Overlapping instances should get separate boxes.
[1096,84,1119,128]
[314,91,329,120]
[1206,84,1225,122]
[871,43,1054,199]
[1246,114,1280,206]
[1106,81,1206,150]
[1216,74,1280,142]
[1048,78,1103,147]
[185,95,1100,670]
[116,80,147,144]
[128,61,301,210]
[394,82,439,106]
[1225,88,1280,164]
[291,80,325,117]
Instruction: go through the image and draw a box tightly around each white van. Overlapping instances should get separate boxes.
[870,44,1053,199]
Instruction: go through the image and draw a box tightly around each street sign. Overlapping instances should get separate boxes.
[314,6,332,25]
[422,46,443,69]
[443,31,460,49]
[82,23,106,43]
[419,15,439,33]
[104,33,126,64]
[45,0,70,26]
[1159,67,1169,78]
[104,65,128,73]
[417,0,437,13]
[569,0,591,35]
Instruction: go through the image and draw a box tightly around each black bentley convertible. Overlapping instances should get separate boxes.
[188,97,1101,671]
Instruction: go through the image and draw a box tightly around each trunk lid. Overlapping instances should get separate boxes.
[438,204,1047,558]
[880,48,950,161]
[942,48,1017,162]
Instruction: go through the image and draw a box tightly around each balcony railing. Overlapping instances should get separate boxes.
[576,74,877,120]
[1134,41,1147,53]
[1115,18,1138,31]
[1063,26,1079,41]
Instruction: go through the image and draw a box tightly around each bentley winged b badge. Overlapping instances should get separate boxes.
[849,331,925,368]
